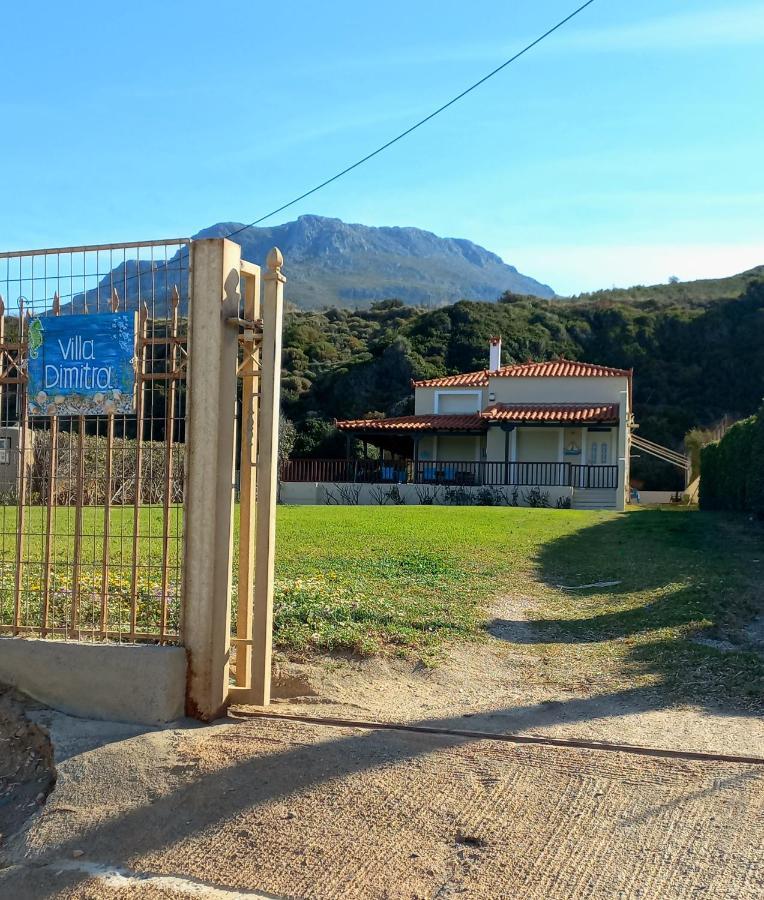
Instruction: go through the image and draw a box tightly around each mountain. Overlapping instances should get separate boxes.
[194,215,555,307]
[64,213,760,316]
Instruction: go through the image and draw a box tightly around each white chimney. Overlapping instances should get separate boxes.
[489,336,502,372]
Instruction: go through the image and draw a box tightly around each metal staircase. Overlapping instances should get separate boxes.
[631,434,691,486]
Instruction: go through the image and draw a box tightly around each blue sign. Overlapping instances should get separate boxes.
[27,313,137,416]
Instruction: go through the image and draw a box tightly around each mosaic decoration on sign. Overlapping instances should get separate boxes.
[27,312,137,416]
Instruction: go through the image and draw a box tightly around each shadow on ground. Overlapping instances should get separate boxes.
[486,507,764,712]
[5,684,763,900]
[4,508,763,897]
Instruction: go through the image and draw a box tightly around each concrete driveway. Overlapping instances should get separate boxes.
[1,705,762,899]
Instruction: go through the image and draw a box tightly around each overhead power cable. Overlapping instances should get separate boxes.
[224,0,597,239]
[17,0,597,304]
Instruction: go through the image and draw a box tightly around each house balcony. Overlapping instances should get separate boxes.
[279,458,619,489]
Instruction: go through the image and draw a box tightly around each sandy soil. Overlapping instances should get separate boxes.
[265,593,764,758]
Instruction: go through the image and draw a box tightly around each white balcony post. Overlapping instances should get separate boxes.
[616,389,629,511]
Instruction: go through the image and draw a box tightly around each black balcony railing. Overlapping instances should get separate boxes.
[280,459,618,489]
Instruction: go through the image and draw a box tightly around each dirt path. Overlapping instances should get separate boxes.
[265,592,764,758]
[2,709,763,900]
[2,594,762,898]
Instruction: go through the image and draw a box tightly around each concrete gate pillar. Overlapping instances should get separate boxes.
[183,238,241,720]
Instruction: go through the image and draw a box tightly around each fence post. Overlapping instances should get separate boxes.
[233,260,262,693]
[250,247,285,705]
[183,238,241,720]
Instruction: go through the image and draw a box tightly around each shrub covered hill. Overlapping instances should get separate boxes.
[281,267,764,490]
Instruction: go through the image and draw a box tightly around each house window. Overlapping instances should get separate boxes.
[589,442,597,465]
[600,443,608,464]
[0,438,10,465]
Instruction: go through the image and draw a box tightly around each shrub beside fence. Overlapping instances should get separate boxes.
[27,429,185,506]
[699,403,764,516]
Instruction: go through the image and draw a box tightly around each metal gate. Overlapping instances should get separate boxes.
[0,236,283,720]
[0,239,190,644]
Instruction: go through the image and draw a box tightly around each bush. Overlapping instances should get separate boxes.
[522,486,550,508]
[699,442,720,510]
[414,485,439,505]
[700,402,764,516]
[443,486,473,506]
[29,428,184,506]
[750,411,764,517]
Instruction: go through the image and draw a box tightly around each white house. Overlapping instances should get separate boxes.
[281,338,634,510]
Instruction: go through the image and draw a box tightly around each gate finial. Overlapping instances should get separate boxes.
[265,247,285,283]
[266,247,283,273]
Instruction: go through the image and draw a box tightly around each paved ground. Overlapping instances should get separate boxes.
[1,707,762,899]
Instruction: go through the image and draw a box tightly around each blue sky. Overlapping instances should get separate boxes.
[2,0,763,294]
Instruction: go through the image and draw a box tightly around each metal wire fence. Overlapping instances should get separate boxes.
[0,239,190,643]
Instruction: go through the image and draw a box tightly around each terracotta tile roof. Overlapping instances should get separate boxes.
[482,403,619,423]
[411,370,490,388]
[336,403,619,433]
[491,360,631,379]
[412,359,631,387]
[335,414,485,432]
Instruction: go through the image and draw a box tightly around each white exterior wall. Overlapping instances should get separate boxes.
[486,426,508,462]
[414,385,487,414]
[433,435,482,461]
[414,387,438,414]
[418,435,437,460]
[280,481,575,508]
[637,491,682,505]
[515,428,560,463]
[417,435,482,462]
[615,383,631,511]
[488,374,628,405]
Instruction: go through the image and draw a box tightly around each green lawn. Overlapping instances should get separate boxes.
[2,503,762,710]
[274,505,764,710]
[273,504,575,656]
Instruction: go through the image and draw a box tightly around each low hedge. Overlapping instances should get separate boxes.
[700,403,764,516]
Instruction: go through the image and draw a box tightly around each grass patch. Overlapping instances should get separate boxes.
[530,506,764,708]
[2,501,761,709]
[272,505,609,661]
[274,505,764,709]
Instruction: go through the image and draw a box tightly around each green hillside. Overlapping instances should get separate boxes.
[280,269,764,490]
[567,266,764,309]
